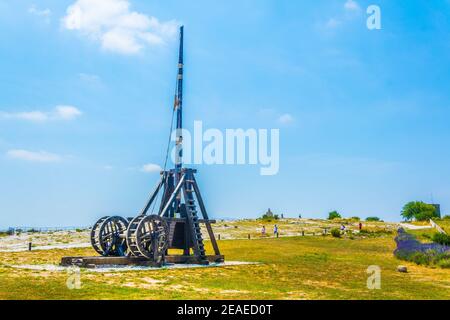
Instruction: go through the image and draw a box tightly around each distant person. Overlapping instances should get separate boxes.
[274,224,278,236]
[262,226,266,236]
[359,222,363,231]
[340,224,346,232]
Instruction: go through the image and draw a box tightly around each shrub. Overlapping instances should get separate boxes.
[432,233,450,246]
[366,217,381,222]
[331,228,341,238]
[75,228,83,233]
[350,216,361,221]
[401,201,438,221]
[409,252,432,266]
[437,259,450,268]
[261,214,279,221]
[396,249,450,268]
[328,211,341,220]
[442,215,450,220]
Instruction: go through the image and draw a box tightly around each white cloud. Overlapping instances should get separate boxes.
[6,149,62,163]
[0,106,82,123]
[320,1,361,31]
[54,105,82,120]
[62,0,179,55]
[344,0,360,11]
[141,163,162,173]
[278,113,295,125]
[28,5,52,19]
[3,111,49,122]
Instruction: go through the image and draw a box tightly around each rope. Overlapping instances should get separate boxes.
[151,79,178,215]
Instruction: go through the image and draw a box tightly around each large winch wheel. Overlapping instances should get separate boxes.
[91,216,129,257]
[125,215,144,256]
[90,216,109,256]
[126,215,169,263]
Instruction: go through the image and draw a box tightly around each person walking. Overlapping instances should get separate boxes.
[274,224,279,237]
[262,225,266,236]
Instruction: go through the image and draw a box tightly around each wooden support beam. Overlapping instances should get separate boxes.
[61,255,225,268]
[192,175,221,256]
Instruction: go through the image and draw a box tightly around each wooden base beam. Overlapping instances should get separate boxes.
[61,255,225,268]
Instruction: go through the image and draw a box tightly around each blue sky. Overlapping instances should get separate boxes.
[1,0,450,228]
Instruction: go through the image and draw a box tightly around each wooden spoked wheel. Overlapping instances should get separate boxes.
[90,216,109,255]
[91,216,129,257]
[126,215,169,263]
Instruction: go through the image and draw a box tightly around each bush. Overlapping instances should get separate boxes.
[366,217,381,222]
[437,259,450,268]
[401,201,438,221]
[328,211,341,220]
[396,250,450,268]
[350,216,361,221]
[442,215,450,220]
[261,214,279,221]
[432,233,450,246]
[331,228,341,238]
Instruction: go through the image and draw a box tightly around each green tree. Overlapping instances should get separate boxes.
[328,211,341,220]
[401,201,438,221]
[366,217,381,222]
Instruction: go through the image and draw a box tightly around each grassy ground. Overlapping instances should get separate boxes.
[436,219,450,234]
[408,218,450,242]
[1,235,449,300]
[210,218,397,239]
